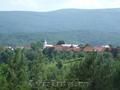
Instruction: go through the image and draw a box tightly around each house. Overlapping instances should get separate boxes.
[102,45,111,48]
[94,45,112,52]
[102,45,112,51]
[54,45,81,52]
[71,47,81,52]
[61,44,79,48]
[83,45,94,52]
[43,40,117,53]
[43,40,81,52]
[54,45,64,51]
[43,40,54,49]
[94,46,106,52]
[4,46,14,51]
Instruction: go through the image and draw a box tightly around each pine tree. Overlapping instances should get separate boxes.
[30,49,46,90]
[7,49,30,90]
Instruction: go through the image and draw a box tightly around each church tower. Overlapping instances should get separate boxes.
[43,40,47,49]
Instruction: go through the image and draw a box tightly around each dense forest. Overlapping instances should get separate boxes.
[0,9,120,45]
[0,31,120,46]
[0,42,120,90]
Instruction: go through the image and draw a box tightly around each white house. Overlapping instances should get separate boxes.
[43,40,79,49]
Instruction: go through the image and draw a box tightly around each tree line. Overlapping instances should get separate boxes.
[0,42,120,90]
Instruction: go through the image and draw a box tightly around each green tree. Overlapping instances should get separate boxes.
[56,40,65,45]
[0,64,9,90]
[30,49,46,90]
[7,49,30,90]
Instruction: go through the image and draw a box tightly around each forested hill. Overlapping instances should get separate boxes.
[0,9,120,45]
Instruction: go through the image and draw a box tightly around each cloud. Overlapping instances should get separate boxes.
[0,0,69,11]
[0,0,120,11]
[63,0,103,9]
[101,0,120,8]
[4,0,40,11]
[64,0,120,9]
[0,0,38,11]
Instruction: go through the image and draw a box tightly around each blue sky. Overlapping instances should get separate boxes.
[0,0,120,11]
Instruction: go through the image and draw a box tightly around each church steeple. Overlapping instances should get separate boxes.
[43,40,47,49]
[44,40,47,45]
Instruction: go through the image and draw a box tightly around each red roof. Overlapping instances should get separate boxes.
[54,45,81,52]
[94,46,106,52]
[83,46,94,52]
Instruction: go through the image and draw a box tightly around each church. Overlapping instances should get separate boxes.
[43,40,81,52]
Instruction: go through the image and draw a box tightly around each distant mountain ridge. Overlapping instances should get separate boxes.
[0,9,120,45]
[1,8,120,33]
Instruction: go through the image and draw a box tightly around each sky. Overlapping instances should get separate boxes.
[0,0,120,11]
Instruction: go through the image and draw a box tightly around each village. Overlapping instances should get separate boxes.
[43,40,120,53]
[3,40,120,53]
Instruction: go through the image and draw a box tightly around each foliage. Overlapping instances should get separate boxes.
[1,9,120,46]
[56,40,65,45]
[0,42,120,90]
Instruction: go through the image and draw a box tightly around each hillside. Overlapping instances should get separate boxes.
[0,9,120,45]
